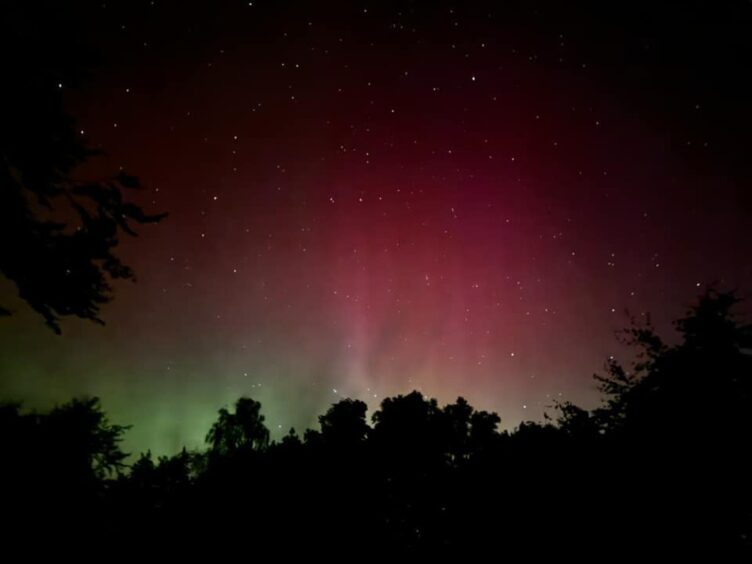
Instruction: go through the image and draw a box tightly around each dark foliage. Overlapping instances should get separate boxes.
[0,0,165,333]
[1,290,750,557]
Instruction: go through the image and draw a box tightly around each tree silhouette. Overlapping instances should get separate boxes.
[318,398,370,447]
[45,396,130,481]
[442,396,474,464]
[205,396,270,455]
[0,396,129,548]
[589,288,752,439]
[0,0,165,333]
[558,288,752,555]
[371,390,446,465]
[1,290,750,556]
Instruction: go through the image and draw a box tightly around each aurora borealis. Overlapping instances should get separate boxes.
[2,1,752,456]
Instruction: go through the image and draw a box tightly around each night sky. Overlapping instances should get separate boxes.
[2,0,751,455]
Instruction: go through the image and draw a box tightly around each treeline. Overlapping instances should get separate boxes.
[2,290,751,557]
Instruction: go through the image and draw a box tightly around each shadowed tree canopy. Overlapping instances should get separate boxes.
[0,396,129,492]
[588,288,752,439]
[318,398,370,447]
[206,397,270,455]
[1,290,751,557]
[0,0,165,333]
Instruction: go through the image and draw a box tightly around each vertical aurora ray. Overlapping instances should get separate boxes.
[2,1,751,455]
